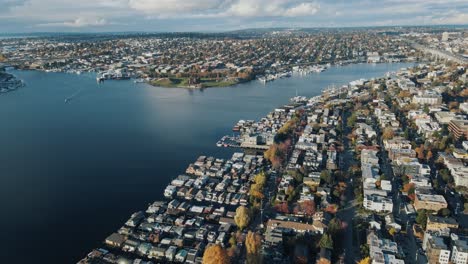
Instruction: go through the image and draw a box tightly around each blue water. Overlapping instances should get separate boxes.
[0,62,414,263]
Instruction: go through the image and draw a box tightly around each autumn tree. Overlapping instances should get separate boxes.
[203,244,230,264]
[275,202,289,214]
[426,150,433,162]
[250,171,268,201]
[382,127,395,140]
[245,231,262,264]
[324,204,339,214]
[415,144,425,160]
[301,200,316,218]
[234,206,250,230]
[254,171,267,187]
[358,257,371,264]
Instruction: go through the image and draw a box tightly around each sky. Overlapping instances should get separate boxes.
[0,0,467,33]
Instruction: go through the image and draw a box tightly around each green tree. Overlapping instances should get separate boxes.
[416,210,428,229]
[347,113,357,127]
[439,208,451,217]
[320,170,333,185]
[440,169,453,184]
[319,234,334,250]
[328,217,343,236]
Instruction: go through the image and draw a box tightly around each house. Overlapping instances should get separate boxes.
[185,249,199,264]
[412,90,442,105]
[435,111,461,125]
[105,233,126,248]
[364,194,393,213]
[452,167,468,188]
[165,246,177,262]
[426,236,450,264]
[122,239,139,253]
[266,219,320,233]
[265,228,283,246]
[451,237,468,264]
[303,174,321,187]
[388,148,416,161]
[367,232,404,264]
[449,120,468,140]
[414,194,448,211]
[149,247,166,259]
[426,215,459,232]
[175,249,188,263]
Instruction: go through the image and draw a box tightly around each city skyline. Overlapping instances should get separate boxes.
[1,0,467,33]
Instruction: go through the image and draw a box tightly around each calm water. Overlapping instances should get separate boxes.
[0,62,414,263]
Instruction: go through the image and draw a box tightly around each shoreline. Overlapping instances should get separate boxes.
[6,59,419,90]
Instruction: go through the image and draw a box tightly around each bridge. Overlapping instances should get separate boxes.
[409,41,468,64]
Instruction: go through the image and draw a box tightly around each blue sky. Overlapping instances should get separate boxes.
[0,0,467,33]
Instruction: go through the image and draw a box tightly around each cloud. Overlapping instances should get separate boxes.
[128,0,228,14]
[0,0,466,32]
[127,0,320,18]
[284,3,319,17]
[36,17,110,28]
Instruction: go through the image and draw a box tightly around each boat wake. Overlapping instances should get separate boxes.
[64,86,87,103]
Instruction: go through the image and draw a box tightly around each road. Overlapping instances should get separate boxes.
[374,111,419,264]
[337,109,356,263]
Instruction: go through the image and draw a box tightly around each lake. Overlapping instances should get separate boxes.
[0,62,414,263]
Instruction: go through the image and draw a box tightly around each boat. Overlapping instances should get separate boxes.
[64,98,70,103]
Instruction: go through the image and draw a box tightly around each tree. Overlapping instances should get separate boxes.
[415,210,428,229]
[360,244,369,257]
[358,257,371,264]
[415,145,425,160]
[234,206,250,230]
[403,128,410,139]
[328,217,343,236]
[301,200,316,218]
[275,202,289,214]
[254,171,267,187]
[245,231,262,264]
[423,104,430,114]
[382,127,395,140]
[347,113,357,127]
[203,244,230,264]
[426,150,433,162]
[318,234,333,249]
[440,169,453,184]
[439,208,451,217]
[320,170,332,184]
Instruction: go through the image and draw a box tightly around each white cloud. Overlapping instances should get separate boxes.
[37,17,110,28]
[284,3,319,17]
[0,0,466,31]
[224,0,319,17]
[128,0,229,14]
